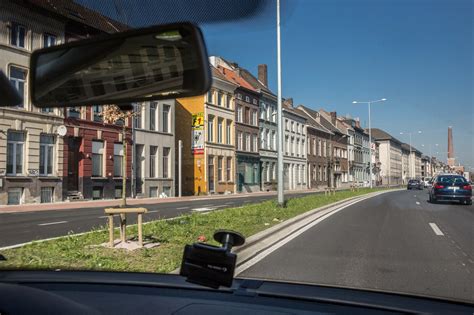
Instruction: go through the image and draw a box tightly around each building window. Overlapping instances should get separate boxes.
[92,141,104,177]
[207,115,214,142]
[207,90,213,103]
[41,107,54,114]
[272,131,276,150]
[6,131,24,175]
[43,33,56,47]
[252,134,258,152]
[9,66,27,108]
[245,107,250,124]
[237,132,243,150]
[41,187,53,203]
[296,123,300,133]
[291,121,295,132]
[297,139,300,156]
[162,147,170,178]
[266,130,271,150]
[149,187,158,197]
[226,94,231,108]
[162,104,170,133]
[226,157,232,181]
[134,112,142,129]
[260,104,266,119]
[67,107,80,118]
[226,120,232,144]
[218,156,223,181]
[92,187,103,200]
[10,22,26,48]
[285,119,289,130]
[114,143,123,177]
[115,186,122,199]
[253,98,258,105]
[162,186,171,197]
[245,96,250,103]
[149,146,157,178]
[237,93,242,100]
[237,105,243,122]
[245,133,250,151]
[252,110,258,126]
[217,92,223,106]
[93,105,102,122]
[39,134,54,176]
[260,129,265,149]
[217,118,223,143]
[253,163,259,184]
[8,188,23,205]
[150,102,157,130]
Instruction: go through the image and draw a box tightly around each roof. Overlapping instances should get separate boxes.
[294,107,332,134]
[239,68,274,95]
[211,65,234,85]
[217,66,257,92]
[367,128,402,144]
[318,109,345,134]
[401,143,422,155]
[28,0,128,33]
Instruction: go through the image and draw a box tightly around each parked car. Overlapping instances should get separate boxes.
[429,175,472,205]
[407,179,422,190]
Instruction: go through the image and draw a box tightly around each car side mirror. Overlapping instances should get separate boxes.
[30,23,211,108]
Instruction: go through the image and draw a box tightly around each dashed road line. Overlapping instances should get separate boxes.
[38,221,68,226]
[176,207,189,210]
[429,223,444,236]
[98,215,108,219]
[148,210,159,213]
[416,201,420,205]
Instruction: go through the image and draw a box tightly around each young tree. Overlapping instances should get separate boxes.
[101,104,139,207]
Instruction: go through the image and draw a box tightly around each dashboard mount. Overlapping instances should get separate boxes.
[179,230,245,289]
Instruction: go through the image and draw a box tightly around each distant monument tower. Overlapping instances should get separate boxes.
[447,126,455,167]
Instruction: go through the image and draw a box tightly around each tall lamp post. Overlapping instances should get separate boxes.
[276,0,284,206]
[352,98,386,188]
[400,130,421,179]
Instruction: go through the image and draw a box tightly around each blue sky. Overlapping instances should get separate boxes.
[202,0,473,169]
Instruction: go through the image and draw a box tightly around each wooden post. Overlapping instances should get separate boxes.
[108,215,114,248]
[120,213,126,242]
[138,213,143,247]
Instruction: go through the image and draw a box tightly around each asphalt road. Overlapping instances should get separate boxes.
[0,191,315,248]
[239,189,474,302]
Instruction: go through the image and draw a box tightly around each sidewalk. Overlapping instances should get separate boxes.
[0,187,331,214]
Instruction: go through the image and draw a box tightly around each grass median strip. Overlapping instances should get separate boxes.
[0,188,387,273]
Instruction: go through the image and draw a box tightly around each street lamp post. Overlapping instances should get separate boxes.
[352,98,386,188]
[276,0,284,206]
[400,130,421,179]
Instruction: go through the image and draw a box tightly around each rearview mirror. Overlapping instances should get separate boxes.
[30,23,211,107]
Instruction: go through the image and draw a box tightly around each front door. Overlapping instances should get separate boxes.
[67,137,81,191]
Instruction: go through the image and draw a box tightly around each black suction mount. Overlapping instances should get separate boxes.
[180,230,245,289]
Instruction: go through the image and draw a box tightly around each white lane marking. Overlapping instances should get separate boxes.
[236,196,371,274]
[192,207,213,212]
[416,201,420,205]
[98,215,108,219]
[148,210,159,213]
[176,207,189,210]
[38,221,68,226]
[429,223,444,236]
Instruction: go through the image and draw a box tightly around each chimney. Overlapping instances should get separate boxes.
[258,64,268,87]
[330,111,337,125]
[355,118,361,128]
[283,98,293,108]
[447,126,455,166]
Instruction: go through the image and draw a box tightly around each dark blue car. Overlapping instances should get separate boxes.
[429,175,472,205]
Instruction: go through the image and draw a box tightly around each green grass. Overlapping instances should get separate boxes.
[0,188,388,273]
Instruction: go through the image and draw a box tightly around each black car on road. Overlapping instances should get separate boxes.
[407,179,422,190]
[429,174,472,205]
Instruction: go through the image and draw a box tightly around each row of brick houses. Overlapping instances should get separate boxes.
[1,0,449,205]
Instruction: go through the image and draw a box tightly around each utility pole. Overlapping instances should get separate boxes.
[276,0,284,206]
[178,140,182,197]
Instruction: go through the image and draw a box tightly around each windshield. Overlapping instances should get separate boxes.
[0,0,473,305]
